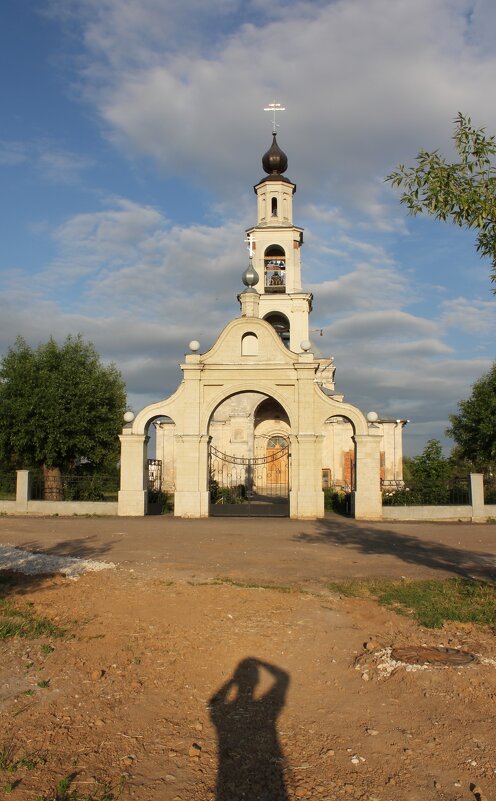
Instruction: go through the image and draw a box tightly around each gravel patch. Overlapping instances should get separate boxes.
[0,544,115,578]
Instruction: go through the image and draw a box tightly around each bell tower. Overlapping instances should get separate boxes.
[244,108,312,351]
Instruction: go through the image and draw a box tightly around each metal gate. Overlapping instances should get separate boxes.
[209,440,290,517]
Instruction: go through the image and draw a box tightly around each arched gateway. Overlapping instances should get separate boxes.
[118,128,405,520]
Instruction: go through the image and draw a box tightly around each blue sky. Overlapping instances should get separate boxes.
[1,0,495,456]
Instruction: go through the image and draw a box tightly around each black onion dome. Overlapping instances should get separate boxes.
[262,133,288,175]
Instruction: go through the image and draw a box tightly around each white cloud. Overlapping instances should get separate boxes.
[309,265,411,315]
[0,138,92,183]
[36,147,94,183]
[49,0,496,219]
[327,310,439,341]
[440,296,496,335]
[0,140,27,166]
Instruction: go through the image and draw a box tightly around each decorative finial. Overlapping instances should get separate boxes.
[264,101,286,134]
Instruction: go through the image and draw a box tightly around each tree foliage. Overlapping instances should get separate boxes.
[406,439,452,488]
[0,335,126,473]
[447,362,496,471]
[385,439,461,506]
[387,113,496,288]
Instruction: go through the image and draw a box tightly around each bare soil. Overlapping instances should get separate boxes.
[0,516,495,800]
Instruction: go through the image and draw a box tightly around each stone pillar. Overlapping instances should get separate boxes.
[173,434,210,517]
[16,470,32,512]
[470,473,485,522]
[118,430,148,516]
[353,434,382,520]
[290,433,324,519]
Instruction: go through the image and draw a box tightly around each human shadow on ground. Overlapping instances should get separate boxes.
[294,517,496,581]
[209,657,290,801]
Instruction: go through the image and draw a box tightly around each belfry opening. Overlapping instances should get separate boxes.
[118,120,406,520]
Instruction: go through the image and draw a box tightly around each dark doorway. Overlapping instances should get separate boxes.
[209,442,290,517]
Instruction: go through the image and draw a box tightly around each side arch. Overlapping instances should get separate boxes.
[313,384,368,436]
[322,414,357,492]
[131,383,186,436]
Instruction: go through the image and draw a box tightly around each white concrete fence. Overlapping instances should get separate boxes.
[382,473,496,523]
[0,470,118,516]
[0,470,494,521]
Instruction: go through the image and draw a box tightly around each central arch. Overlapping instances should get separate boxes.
[208,390,291,517]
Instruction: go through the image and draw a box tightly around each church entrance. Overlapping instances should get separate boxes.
[266,436,289,486]
[209,439,289,517]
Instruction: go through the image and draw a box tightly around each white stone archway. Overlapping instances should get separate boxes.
[118,314,383,520]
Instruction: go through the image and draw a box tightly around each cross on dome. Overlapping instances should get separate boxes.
[264,102,286,134]
[244,233,256,258]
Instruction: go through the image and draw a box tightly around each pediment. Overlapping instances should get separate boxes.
[200,316,299,366]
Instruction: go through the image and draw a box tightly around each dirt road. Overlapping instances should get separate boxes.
[0,516,495,800]
[0,514,495,584]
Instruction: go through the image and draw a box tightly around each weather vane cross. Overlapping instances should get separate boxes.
[264,102,286,134]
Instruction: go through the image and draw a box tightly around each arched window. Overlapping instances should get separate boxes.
[264,245,286,293]
[241,332,258,356]
[267,436,288,449]
[271,197,278,217]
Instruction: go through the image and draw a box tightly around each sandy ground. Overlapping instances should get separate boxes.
[0,515,495,801]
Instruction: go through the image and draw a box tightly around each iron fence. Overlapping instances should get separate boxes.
[484,474,496,504]
[0,472,16,500]
[382,479,470,506]
[31,474,119,502]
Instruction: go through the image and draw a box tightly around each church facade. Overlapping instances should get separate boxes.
[118,132,406,519]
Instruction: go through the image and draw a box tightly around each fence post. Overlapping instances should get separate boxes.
[470,473,485,522]
[16,470,32,512]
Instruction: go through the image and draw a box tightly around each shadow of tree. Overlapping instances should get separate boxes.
[0,535,118,597]
[18,535,118,560]
[209,658,290,801]
[294,517,496,582]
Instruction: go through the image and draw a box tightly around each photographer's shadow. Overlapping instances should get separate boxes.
[209,657,290,801]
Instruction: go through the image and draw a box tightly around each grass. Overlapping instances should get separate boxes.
[328,577,496,628]
[211,577,293,593]
[0,599,65,641]
[36,775,124,801]
[0,742,46,774]
[0,748,121,799]
[0,744,16,773]
[0,576,65,642]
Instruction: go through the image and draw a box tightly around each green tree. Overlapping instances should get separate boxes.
[386,113,496,288]
[384,439,453,506]
[409,439,451,491]
[0,335,126,497]
[447,362,496,472]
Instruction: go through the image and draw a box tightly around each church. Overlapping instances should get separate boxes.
[118,125,406,519]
